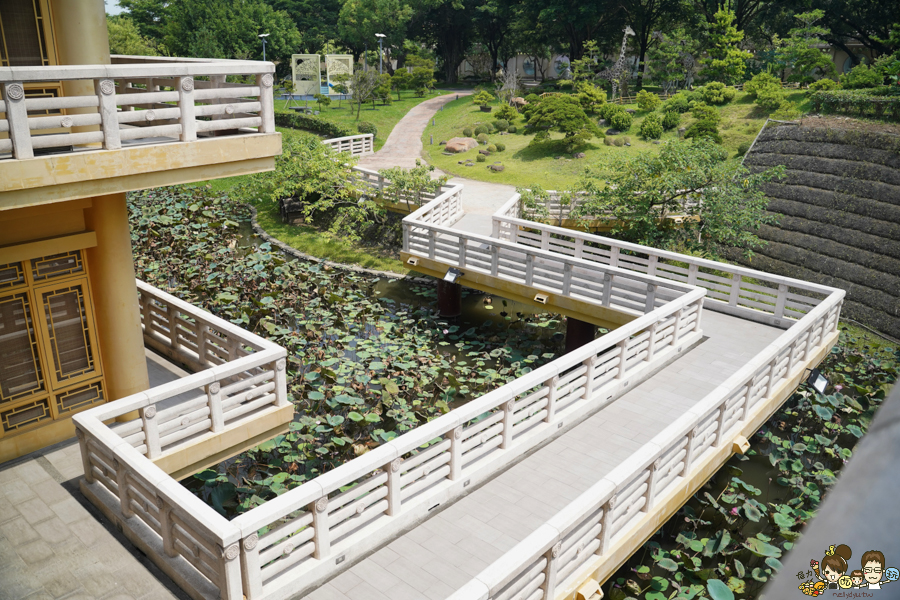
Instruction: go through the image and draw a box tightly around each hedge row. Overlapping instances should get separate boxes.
[769,214,900,261]
[836,300,900,342]
[808,89,900,120]
[274,111,354,138]
[746,152,900,188]
[758,224,900,278]
[758,125,900,155]
[752,139,900,172]
[765,196,900,240]
[759,182,900,224]
[758,169,900,206]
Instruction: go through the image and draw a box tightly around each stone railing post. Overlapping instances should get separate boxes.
[544,374,560,423]
[615,339,628,380]
[274,358,289,407]
[311,497,330,558]
[3,82,33,159]
[540,542,562,599]
[218,542,243,600]
[501,399,516,449]
[94,78,121,150]
[207,382,224,433]
[141,405,161,458]
[256,73,276,133]
[241,534,263,600]
[386,458,403,516]
[177,76,197,142]
[447,427,463,480]
[76,429,94,484]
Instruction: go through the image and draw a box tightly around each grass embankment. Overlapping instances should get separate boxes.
[198,128,409,275]
[422,90,808,190]
[274,89,455,151]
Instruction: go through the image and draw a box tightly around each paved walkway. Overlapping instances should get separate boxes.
[0,351,188,600]
[357,90,516,237]
[305,311,782,600]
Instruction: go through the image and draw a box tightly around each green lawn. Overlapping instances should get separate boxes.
[275,89,460,151]
[422,90,808,191]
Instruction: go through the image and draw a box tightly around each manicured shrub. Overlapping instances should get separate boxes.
[474,125,488,135]
[525,93,540,103]
[661,110,681,130]
[274,112,353,138]
[636,89,661,111]
[806,78,840,95]
[609,109,633,131]
[487,143,498,152]
[736,140,752,157]
[477,133,489,143]
[698,81,736,105]
[473,90,494,106]
[691,103,721,124]
[663,92,692,113]
[613,137,625,147]
[507,125,517,133]
[357,121,377,137]
[743,72,781,97]
[624,136,631,145]
[462,126,474,137]
[840,64,882,89]
[639,113,663,139]
[604,136,614,146]
[495,104,518,122]
[492,119,509,132]
[484,122,495,133]
[476,153,487,162]
[809,88,900,119]
[755,85,786,111]
[684,119,722,144]
[495,142,506,151]
[772,102,801,120]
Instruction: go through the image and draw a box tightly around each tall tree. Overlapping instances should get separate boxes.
[117,0,169,41]
[338,0,413,72]
[691,0,768,37]
[268,0,343,53]
[107,15,161,56]
[621,0,682,90]
[777,10,838,83]
[408,0,477,83]
[474,0,515,82]
[699,8,753,84]
[517,0,623,60]
[815,0,900,63]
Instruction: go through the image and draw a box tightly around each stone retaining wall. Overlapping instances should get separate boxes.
[740,124,900,337]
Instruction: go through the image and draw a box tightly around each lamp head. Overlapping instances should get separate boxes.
[375,33,386,38]
[259,33,270,38]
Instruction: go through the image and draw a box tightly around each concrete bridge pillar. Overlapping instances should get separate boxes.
[437,280,462,318]
[565,317,597,354]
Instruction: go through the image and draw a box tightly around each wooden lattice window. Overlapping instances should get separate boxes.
[39,284,97,384]
[0,292,46,404]
[55,380,104,415]
[0,262,26,290]
[31,251,84,282]
[1,397,51,433]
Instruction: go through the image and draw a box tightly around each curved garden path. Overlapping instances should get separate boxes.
[358,91,516,236]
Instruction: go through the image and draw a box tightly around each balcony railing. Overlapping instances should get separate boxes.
[0,58,276,160]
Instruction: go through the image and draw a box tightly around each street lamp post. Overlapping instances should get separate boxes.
[258,33,269,62]
[375,33,386,75]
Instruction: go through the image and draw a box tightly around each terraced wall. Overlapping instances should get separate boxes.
[741,124,900,338]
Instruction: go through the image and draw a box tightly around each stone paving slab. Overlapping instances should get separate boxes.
[304,311,782,599]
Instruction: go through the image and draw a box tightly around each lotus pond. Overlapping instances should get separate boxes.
[129,186,590,517]
[605,329,898,600]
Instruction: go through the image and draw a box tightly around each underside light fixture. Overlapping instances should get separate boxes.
[806,368,829,394]
[406,257,419,266]
[534,293,549,304]
[444,267,463,283]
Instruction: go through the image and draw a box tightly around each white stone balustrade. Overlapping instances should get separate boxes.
[446,285,842,600]
[491,213,828,329]
[321,134,374,156]
[0,58,276,160]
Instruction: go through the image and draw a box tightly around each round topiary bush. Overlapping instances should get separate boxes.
[492,119,509,132]
[636,89,661,111]
[357,121,377,137]
[604,136,614,146]
[755,85,786,111]
[663,93,691,113]
[640,113,663,139]
[485,122,495,133]
[661,110,680,130]
[698,82,736,105]
[476,154,487,162]
[507,125,517,133]
[474,125,488,136]
[462,126,474,137]
[807,78,840,95]
[487,143,498,152]
[525,93,539,103]
[736,140,751,157]
[495,142,506,152]
[609,109,633,131]
[743,72,781,97]
[684,119,722,144]
[613,137,625,147]
[477,133,489,143]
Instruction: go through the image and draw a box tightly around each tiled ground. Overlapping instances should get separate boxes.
[0,351,188,600]
[0,313,782,600]
[304,310,782,600]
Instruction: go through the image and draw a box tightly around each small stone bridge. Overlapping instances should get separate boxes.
[69,97,843,600]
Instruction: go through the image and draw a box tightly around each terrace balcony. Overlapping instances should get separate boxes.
[0,56,281,210]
